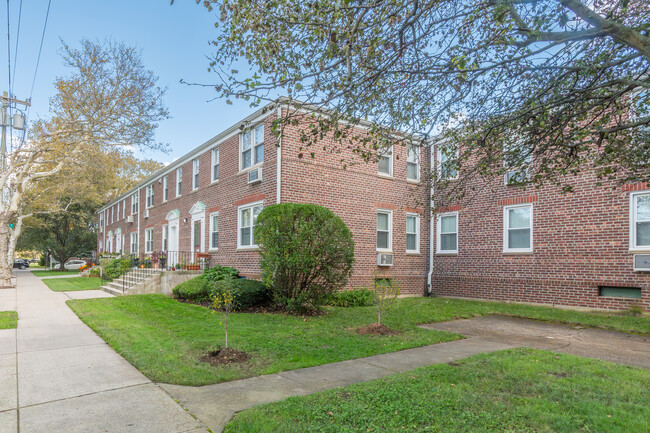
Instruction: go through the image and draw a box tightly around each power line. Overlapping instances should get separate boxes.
[11,0,22,94]
[28,0,52,103]
[6,0,13,150]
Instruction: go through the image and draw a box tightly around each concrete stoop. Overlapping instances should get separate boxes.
[100,268,202,296]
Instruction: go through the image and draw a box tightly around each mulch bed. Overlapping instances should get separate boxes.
[201,347,249,366]
[356,323,400,335]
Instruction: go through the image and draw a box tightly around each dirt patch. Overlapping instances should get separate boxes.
[201,348,249,366]
[547,371,570,378]
[356,323,400,336]
[447,362,461,367]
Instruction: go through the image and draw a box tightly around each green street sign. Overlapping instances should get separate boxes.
[8,224,14,229]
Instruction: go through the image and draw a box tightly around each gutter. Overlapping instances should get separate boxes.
[426,143,435,296]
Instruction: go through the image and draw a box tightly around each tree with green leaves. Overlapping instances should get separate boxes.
[0,39,168,286]
[189,0,649,205]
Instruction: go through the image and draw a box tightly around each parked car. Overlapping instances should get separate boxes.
[64,260,87,270]
[13,259,29,269]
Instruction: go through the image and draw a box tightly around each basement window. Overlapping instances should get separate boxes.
[598,286,642,299]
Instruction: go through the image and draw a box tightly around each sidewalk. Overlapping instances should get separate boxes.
[161,338,513,432]
[0,272,208,433]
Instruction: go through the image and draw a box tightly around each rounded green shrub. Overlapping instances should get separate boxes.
[210,279,271,310]
[172,276,211,302]
[203,265,239,282]
[104,257,133,280]
[327,288,376,307]
[255,203,355,312]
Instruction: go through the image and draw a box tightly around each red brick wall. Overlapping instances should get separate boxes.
[98,108,431,294]
[432,158,650,311]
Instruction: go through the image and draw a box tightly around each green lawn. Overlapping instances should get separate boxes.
[43,277,101,292]
[226,348,650,433]
[66,295,650,386]
[0,311,17,329]
[31,270,81,277]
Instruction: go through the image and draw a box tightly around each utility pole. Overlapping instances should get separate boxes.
[0,91,31,170]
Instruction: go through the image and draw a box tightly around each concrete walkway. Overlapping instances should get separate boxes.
[0,272,208,433]
[422,315,650,369]
[161,339,514,432]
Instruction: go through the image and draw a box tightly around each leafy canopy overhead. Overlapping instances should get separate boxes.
[192,0,650,196]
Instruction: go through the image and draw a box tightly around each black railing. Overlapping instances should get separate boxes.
[100,251,209,294]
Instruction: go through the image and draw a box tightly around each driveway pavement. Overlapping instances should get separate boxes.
[0,272,208,433]
[421,315,650,369]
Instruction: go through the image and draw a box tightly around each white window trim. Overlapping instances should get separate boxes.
[377,145,394,177]
[130,232,138,254]
[406,143,420,182]
[436,212,458,254]
[237,201,263,249]
[211,147,220,183]
[239,125,264,173]
[131,193,138,215]
[145,184,154,209]
[376,209,393,253]
[503,140,533,185]
[176,167,182,197]
[209,211,219,251]
[144,228,154,254]
[192,158,200,190]
[503,203,533,253]
[406,213,420,253]
[437,145,459,181]
[162,176,168,202]
[630,191,650,251]
[122,199,126,219]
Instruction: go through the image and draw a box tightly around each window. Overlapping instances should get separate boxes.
[377,210,393,251]
[437,144,458,180]
[504,204,533,252]
[437,212,458,254]
[130,232,138,254]
[407,144,420,181]
[630,88,649,122]
[116,203,119,221]
[145,228,154,253]
[631,192,650,250]
[98,240,103,253]
[378,145,393,176]
[163,176,168,202]
[209,212,219,250]
[162,224,168,251]
[406,213,420,253]
[240,124,264,170]
[238,202,263,248]
[99,214,104,232]
[122,199,125,218]
[211,147,219,182]
[193,220,202,252]
[503,140,532,185]
[192,158,199,190]
[110,207,114,224]
[145,185,154,208]
[131,193,138,214]
[176,167,182,197]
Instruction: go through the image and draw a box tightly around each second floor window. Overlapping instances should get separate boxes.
[163,176,168,202]
[192,158,199,190]
[146,185,154,208]
[407,144,420,181]
[131,193,138,214]
[176,168,182,196]
[378,145,393,176]
[212,148,219,182]
[437,144,458,180]
[241,124,264,170]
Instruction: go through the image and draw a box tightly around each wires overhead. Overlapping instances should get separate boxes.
[29,0,52,103]
[11,0,22,94]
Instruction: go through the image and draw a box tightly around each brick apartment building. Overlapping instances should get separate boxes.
[98,99,649,310]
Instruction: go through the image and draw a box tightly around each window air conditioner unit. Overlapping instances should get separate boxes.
[126,215,134,223]
[248,167,262,184]
[634,254,650,272]
[377,253,394,266]
[143,209,150,219]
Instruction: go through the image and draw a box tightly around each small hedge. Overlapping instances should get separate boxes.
[173,273,271,310]
[104,257,133,280]
[210,279,272,310]
[327,288,376,307]
[203,265,239,282]
[172,276,211,302]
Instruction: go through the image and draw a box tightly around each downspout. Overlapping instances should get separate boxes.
[426,142,435,295]
[137,189,141,256]
[276,104,282,204]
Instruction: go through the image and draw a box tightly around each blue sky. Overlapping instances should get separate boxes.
[0,0,261,164]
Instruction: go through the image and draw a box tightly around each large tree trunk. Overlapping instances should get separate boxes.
[0,214,15,287]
